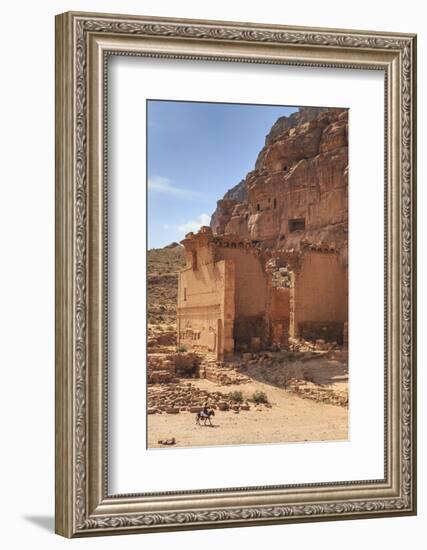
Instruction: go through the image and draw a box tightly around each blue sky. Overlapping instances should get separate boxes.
[147,100,298,249]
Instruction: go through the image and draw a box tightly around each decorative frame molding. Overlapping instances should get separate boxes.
[55,11,417,537]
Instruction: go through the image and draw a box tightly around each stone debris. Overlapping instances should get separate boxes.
[165,407,180,414]
[147,329,176,349]
[200,359,250,385]
[147,346,348,411]
[237,349,349,408]
[289,338,338,353]
[287,380,348,407]
[157,437,176,446]
[148,352,201,384]
[147,381,272,415]
[147,355,177,385]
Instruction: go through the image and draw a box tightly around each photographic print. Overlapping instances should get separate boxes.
[147,100,349,449]
[56,12,416,536]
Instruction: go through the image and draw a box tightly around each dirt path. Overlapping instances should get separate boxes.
[148,377,348,449]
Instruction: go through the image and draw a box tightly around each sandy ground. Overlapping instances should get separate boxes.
[148,376,348,449]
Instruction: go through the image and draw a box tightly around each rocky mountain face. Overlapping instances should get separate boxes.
[209,179,247,237]
[263,106,326,145]
[210,106,348,257]
[147,245,185,325]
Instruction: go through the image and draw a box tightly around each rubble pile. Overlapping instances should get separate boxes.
[147,355,177,384]
[157,437,176,446]
[147,328,177,353]
[238,350,349,408]
[289,338,338,353]
[147,382,267,415]
[148,352,201,384]
[200,359,250,385]
[286,379,348,407]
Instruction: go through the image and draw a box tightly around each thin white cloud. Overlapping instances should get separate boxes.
[177,213,211,235]
[148,176,202,200]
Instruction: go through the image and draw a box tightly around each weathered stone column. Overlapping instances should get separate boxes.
[289,270,299,338]
[221,259,235,360]
[177,271,182,347]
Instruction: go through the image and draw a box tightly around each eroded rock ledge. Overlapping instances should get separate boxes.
[210,106,348,258]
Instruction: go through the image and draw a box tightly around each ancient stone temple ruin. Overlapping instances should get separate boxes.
[177,228,279,360]
[177,227,347,360]
[177,106,349,361]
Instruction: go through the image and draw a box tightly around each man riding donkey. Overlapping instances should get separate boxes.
[196,401,215,426]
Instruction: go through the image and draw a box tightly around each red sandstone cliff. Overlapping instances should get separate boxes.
[210,107,348,258]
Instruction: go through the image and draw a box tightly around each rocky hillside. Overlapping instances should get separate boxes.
[263,106,325,145]
[210,106,348,256]
[210,179,247,234]
[147,244,185,325]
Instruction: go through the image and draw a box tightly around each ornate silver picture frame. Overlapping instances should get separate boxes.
[55,11,417,537]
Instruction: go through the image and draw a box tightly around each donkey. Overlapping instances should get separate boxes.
[195,409,215,426]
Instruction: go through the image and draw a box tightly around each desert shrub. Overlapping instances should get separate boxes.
[228,390,243,403]
[176,345,187,353]
[252,390,268,404]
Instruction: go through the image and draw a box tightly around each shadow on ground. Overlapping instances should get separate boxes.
[23,515,54,533]
[242,355,348,389]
